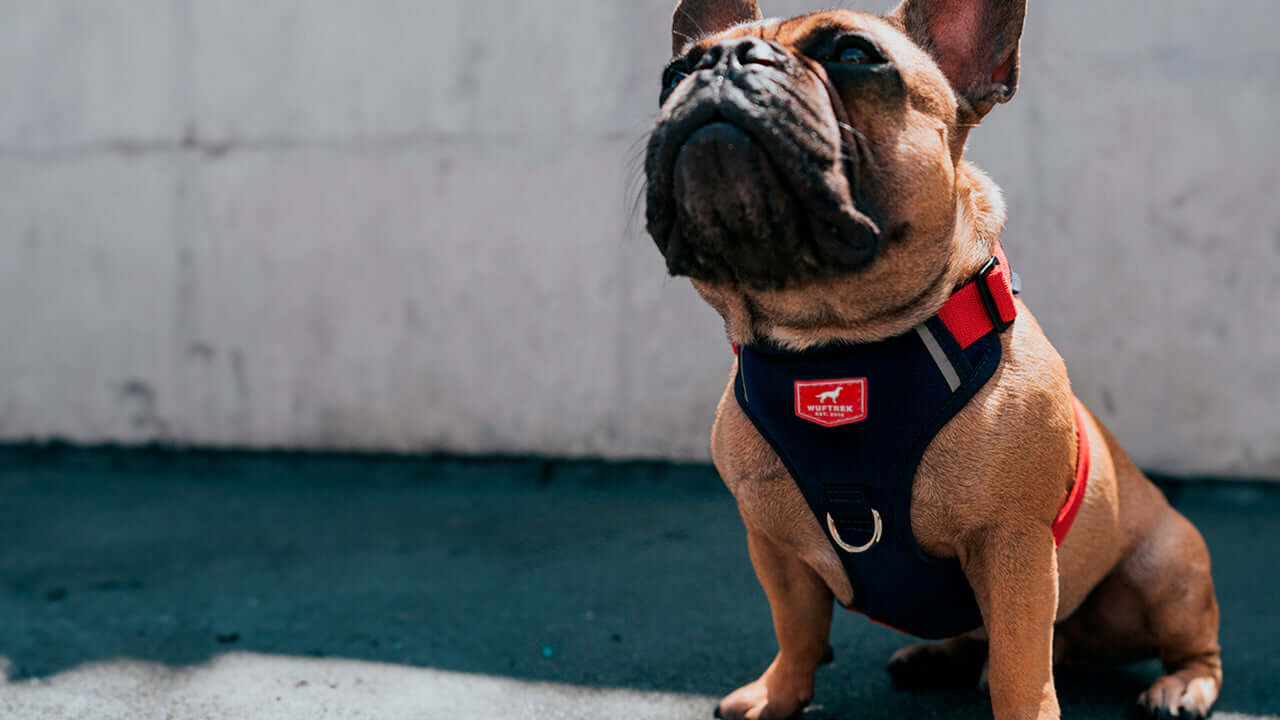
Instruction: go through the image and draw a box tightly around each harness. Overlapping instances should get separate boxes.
[732,244,1089,639]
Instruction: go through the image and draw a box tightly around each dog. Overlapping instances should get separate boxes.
[643,1,1223,719]
[816,387,844,404]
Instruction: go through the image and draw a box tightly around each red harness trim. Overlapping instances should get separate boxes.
[1053,397,1091,546]
[937,242,1018,350]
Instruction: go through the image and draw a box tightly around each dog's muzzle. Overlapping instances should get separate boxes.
[645,36,881,289]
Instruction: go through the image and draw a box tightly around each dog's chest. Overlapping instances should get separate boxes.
[709,325,1013,638]
[713,385,956,582]
[712,383,967,616]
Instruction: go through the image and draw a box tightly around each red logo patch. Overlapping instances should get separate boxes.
[794,379,868,427]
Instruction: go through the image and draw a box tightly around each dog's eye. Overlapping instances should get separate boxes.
[832,36,884,65]
[660,66,689,104]
[663,68,687,91]
[839,46,872,64]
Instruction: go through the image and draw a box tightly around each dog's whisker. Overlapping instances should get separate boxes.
[624,130,655,236]
[837,122,869,143]
[675,7,707,37]
[671,29,698,49]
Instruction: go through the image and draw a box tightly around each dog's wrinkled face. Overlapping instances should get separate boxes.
[645,0,1025,345]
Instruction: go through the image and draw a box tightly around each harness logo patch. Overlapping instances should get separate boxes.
[794,379,868,427]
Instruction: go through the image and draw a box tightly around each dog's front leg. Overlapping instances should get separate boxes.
[966,526,1061,720]
[717,529,833,720]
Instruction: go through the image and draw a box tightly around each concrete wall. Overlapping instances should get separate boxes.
[1,1,1277,477]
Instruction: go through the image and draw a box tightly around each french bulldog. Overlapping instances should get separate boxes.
[643,1,1223,719]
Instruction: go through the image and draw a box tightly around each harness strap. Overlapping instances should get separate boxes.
[824,481,877,548]
[1053,397,1091,546]
[937,242,1018,349]
[733,243,1018,357]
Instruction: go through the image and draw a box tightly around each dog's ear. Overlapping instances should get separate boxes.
[887,0,1027,120]
[671,0,762,55]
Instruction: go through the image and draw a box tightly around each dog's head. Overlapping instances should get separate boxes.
[644,0,1026,346]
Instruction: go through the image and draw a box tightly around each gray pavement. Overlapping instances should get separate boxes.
[0,447,1276,719]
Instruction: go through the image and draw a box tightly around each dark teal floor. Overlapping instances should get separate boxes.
[0,446,1276,718]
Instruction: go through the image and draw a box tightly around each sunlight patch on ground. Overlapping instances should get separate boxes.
[0,652,718,720]
[0,654,1275,720]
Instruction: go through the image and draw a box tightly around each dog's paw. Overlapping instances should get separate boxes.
[714,647,833,720]
[1136,672,1219,720]
[886,637,987,692]
[714,674,811,720]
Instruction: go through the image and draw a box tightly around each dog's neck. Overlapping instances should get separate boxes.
[699,160,1007,350]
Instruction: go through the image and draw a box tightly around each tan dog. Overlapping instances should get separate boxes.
[643,1,1223,719]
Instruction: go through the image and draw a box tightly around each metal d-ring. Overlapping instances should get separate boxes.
[827,509,882,554]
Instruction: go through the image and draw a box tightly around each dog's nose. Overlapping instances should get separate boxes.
[696,36,786,74]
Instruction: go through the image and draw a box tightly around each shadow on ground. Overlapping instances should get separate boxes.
[0,446,1276,718]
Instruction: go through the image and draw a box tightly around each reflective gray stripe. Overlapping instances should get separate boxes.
[738,352,749,403]
[915,325,961,392]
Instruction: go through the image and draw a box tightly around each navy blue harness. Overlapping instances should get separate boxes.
[732,248,1028,639]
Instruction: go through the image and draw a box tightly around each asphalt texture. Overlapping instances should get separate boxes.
[0,446,1276,719]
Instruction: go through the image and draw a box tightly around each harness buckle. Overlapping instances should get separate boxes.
[977,256,1014,333]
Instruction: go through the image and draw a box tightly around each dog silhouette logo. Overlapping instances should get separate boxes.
[816,387,844,404]
[794,379,868,427]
